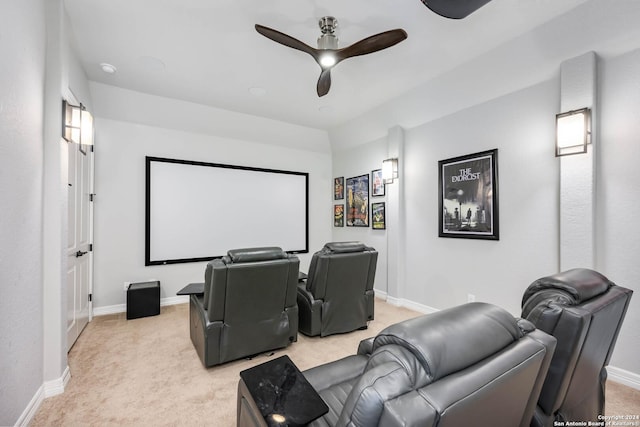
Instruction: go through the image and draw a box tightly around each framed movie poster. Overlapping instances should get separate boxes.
[371,169,385,196]
[438,149,499,240]
[346,174,369,227]
[334,177,344,200]
[372,202,386,230]
[334,204,344,227]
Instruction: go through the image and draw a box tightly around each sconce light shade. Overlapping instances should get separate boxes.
[556,108,590,157]
[81,108,94,146]
[382,158,398,184]
[63,100,94,146]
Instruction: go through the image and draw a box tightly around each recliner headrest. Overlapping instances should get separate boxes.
[323,241,366,253]
[373,302,523,382]
[226,247,287,263]
[522,268,612,311]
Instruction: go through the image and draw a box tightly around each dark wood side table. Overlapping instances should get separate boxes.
[237,355,328,427]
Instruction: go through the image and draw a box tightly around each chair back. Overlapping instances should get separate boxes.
[521,268,633,426]
[204,247,299,363]
[336,303,557,427]
[306,242,377,336]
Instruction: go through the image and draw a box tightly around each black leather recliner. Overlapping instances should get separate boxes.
[189,247,299,367]
[521,268,633,427]
[297,242,377,337]
[298,302,556,427]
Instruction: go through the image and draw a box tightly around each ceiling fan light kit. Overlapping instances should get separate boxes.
[255,16,407,97]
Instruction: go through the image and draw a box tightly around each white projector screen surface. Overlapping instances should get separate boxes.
[145,157,308,265]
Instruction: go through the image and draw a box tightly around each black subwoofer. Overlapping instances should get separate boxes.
[126,281,160,320]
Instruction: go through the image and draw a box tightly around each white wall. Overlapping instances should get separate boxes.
[332,136,390,293]
[41,0,94,392]
[331,48,640,380]
[0,0,46,424]
[332,79,560,313]
[402,79,560,314]
[91,86,333,309]
[597,47,640,375]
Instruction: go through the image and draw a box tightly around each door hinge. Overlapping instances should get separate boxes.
[89,243,93,252]
[88,293,92,302]
[90,193,96,202]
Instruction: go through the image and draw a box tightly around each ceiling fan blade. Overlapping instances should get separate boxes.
[255,24,319,60]
[337,29,407,61]
[317,69,332,97]
[421,0,492,19]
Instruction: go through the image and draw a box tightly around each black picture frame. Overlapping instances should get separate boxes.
[334,177,344,200]
[371,169,385,196]
[334,204,344,227]
[346,174,369,227]
[438,149,499,240]
[372,202,386,230]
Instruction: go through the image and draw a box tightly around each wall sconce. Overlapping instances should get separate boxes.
[555,108,590,157]
[382,158,398,184]
[63,100,94,146]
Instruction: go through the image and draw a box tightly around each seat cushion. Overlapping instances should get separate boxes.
[304,355,368,427]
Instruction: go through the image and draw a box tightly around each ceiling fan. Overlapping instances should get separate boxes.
[255,17,407,97]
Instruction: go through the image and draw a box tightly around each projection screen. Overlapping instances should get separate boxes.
[145,156,308,265]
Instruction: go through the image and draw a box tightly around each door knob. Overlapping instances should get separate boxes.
[75,250,88,257]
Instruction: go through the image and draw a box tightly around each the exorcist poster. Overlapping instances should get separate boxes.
[438,149,499,240]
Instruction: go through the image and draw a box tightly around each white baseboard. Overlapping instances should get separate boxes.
[15,385,43,427]
[44,365,70,397]
[93,295,189,317]
[15,365,70,427]
[161,295,189,306]
[608,365,640,390]
[375,291,439,315]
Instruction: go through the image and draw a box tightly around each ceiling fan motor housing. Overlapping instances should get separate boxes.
[318,16,337,34]
[318,16,338,49]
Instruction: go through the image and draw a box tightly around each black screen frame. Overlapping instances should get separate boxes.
[145,156,309,266]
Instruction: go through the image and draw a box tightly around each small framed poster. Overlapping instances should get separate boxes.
[334,177,344,200]
[346,174,369,227]
[334,204,344,227]
[371,169,385,196]
[372,202,386,230]
[438,149,499,240]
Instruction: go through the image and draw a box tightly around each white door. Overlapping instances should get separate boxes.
[67,140,93,350]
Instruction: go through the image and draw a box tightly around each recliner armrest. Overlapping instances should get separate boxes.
[297,285,322,336]
[303,355,368,392]
[357,337,375,356]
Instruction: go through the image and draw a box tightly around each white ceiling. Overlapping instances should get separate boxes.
[63,0,589,131]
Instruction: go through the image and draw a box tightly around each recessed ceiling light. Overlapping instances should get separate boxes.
[100,63,117,74]
[248,87,267,97]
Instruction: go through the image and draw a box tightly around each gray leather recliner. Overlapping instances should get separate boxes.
[189,247,299,367]
[297,242,377,337]
[521,268,633,427]
[300,302,557,427]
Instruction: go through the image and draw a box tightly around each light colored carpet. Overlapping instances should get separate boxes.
[31,299,640,426]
